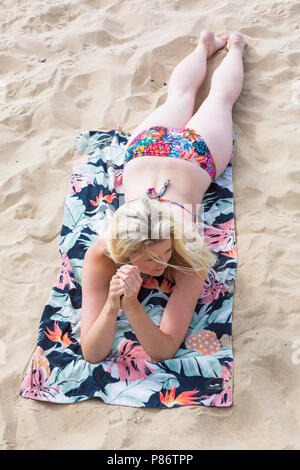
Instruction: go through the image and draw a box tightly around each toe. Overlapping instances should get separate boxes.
[218,33,229,39]
[215,33,229,48]
[226,33,246,52]
[229,32,245,44]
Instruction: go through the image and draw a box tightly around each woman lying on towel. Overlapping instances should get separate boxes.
[80,31,246,364]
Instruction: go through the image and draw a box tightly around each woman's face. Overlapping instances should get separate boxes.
[129,239,173,276]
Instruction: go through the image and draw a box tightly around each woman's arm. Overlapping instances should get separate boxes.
[116,264,206,363]
[123,273,205,363]
[81,298,119,364]
[123,299,176,363]
[80,242,120,364]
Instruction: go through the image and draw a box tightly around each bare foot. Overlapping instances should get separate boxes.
[198,30,229,58]
[226,32,247,55]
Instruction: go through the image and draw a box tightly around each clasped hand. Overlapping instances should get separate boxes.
[116,264,143,308]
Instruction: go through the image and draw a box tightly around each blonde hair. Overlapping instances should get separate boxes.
[100,198,217,284]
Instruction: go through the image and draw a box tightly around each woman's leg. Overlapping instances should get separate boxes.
[186,33,246,180]
[126,31,228,146]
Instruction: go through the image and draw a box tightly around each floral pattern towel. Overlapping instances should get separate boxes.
[20,127,237,408]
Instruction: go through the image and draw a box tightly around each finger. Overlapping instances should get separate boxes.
[116,271,128,283]
[119,273,136,292]
[111,287,124,297]
[117,267,131,276]
[117,271,141,292]
[126,267,142,284]
[117,271,133,281]
[127,269,142,287]
[118,265,141,280]
[118,265,131,271]
[120,279,129,292]
[117,279,128,292]
[118,276,130,290]
[112,278,124,289]
[118,264,138,273]
[127,274,141,292]
[111,275,124,286]
[110,278,122,288]
[116,287,125,295]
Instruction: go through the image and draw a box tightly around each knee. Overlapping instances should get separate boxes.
[166,91,196,114]
[204,93,233,112]
[167,90,195,104]
[209,80,242,107]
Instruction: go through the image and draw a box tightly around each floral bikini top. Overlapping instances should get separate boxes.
[126,178,196,223]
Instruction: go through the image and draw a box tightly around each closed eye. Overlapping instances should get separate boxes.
[146,247,172,262]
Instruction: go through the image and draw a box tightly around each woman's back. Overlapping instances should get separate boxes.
[122,150,209,205]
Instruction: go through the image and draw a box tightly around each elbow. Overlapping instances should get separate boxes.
[81,347,98,364]
[81,338,92,364]
[81,339,104,364]
[150,357,164,364]
[82,350,106,364]
[82,353,100,365]
[150,352,175,364]
[150,336,177,363]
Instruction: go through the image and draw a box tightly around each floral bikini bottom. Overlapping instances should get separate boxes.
[124,126,217,181]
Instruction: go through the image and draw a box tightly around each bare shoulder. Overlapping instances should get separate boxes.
[88,238,110,262]
[172,268,206,292]
[83,238,117,285]
[91,237,107,256]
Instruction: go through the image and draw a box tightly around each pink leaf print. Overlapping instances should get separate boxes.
[55,253,77,290]
[20,346,60,401]
[200,269,227,304]
[112,169,124,190]
[204,219,235,252]
[68,171,93,196]
[21,368,60,401]
[105,339,157,382]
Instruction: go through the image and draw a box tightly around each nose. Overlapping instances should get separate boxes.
[155,265,165,270]
[156,259,168,268]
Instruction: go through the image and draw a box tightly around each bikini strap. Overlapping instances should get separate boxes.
[127,178,196,223]
[146,178,170,199]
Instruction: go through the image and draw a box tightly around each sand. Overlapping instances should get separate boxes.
[0,0,300,450]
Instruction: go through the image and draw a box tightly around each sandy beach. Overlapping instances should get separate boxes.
[0,0,299,450]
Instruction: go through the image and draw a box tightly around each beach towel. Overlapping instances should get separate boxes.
[20,126,237,408]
